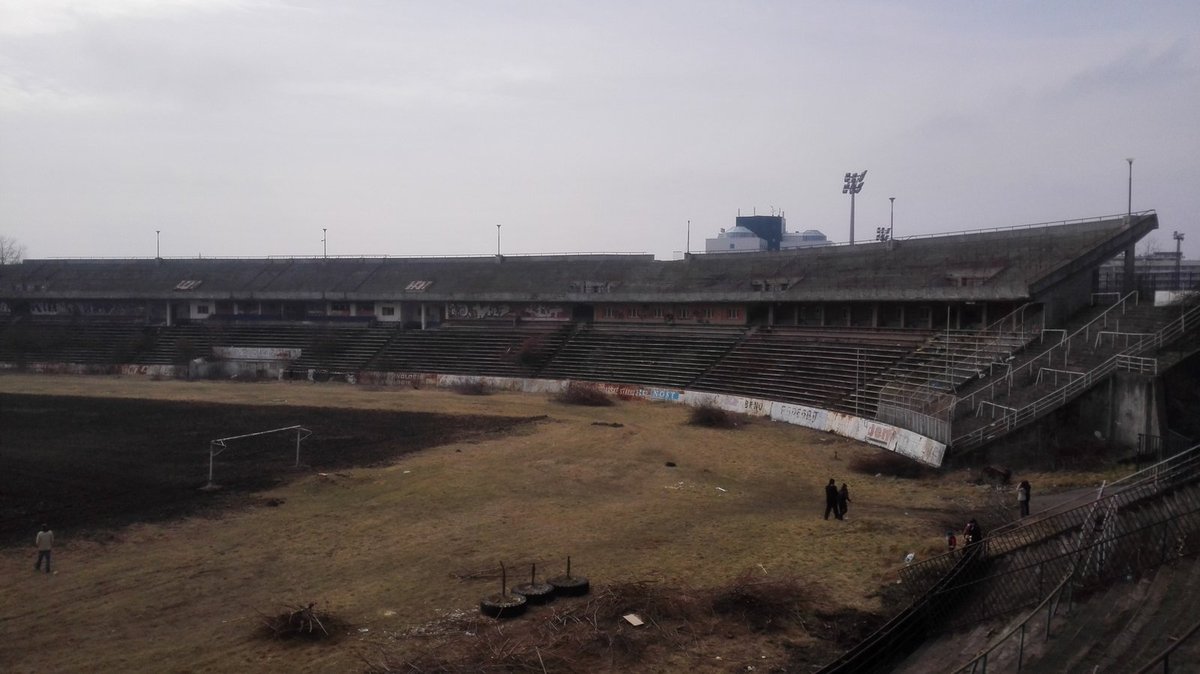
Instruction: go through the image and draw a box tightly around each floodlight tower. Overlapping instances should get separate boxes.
[843,170,867,244]
[1175,231,1186,290]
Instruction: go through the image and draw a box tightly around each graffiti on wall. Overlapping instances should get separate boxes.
[590,381,683,402]
[26,302,146,316]
[445,303,567,321]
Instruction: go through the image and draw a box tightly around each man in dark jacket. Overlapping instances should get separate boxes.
[824,479,842,520]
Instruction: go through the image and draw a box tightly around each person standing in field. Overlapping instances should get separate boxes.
[824,479,842,520]
[1017,480,1032,518]
[35,524,53,574]
[838,483,852,519]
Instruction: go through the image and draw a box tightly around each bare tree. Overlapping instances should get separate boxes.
[0,236,25,265]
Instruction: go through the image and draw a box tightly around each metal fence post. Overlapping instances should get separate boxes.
[1017,622,1026,672]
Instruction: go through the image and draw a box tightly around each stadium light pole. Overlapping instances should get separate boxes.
[155,230,161,259]
[843,170,867,244]
[496,224,502,257]
[322,228,328,258]
[889,197,895,238]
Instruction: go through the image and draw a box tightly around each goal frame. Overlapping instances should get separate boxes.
[204,425,313,489]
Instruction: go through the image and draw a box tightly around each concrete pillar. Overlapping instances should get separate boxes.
[899,304,906,329]
[166,301,173,327]
[768,304,774,326]
[420,304,427,330]
[871,303,879,328]
[1123,243,1137,296]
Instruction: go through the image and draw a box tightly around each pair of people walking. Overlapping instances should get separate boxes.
[823,479,852,520]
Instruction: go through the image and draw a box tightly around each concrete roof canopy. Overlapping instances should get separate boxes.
[0,214,1156,304]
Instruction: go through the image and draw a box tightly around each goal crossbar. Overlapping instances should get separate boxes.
[205,425,313,489]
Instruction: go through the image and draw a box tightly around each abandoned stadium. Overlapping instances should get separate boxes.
[3,210,1200,672]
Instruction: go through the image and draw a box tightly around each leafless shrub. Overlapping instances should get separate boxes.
[554,384,614,407]
[687,403,740,429]
[258,603,345,642]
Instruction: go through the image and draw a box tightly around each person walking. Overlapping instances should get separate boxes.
[838,483,852,519]
[35,524,53,574]
[824,479,842,520]
[963,518,985,547]
[1017,480,1032,518]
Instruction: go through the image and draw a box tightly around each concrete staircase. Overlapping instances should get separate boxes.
[950,295,1200,452]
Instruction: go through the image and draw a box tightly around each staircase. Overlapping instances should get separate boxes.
[950,294,1200,452]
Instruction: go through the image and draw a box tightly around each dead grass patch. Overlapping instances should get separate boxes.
[370,575,834,673]
[849,450,932,479]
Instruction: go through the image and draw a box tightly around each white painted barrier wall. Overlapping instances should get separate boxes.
[358,371,947,466]
[10,361,946,466]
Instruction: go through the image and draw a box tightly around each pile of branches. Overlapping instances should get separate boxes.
[687,403,742,429]
[368,575,820,673]
[553,384,614,407]
[259,603,343,642]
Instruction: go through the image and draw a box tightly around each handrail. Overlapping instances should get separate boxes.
[868,303,1040,418]
[1134,616,1200,674]
[902,443,1200,585]
[953,297,1200,449]
[957,291,1139,416]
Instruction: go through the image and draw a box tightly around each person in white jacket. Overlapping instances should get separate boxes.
[35,525,53,574]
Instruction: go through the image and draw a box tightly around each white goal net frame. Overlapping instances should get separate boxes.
[204,425,313,489]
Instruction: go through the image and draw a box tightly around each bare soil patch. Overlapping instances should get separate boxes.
[0,392,534,545]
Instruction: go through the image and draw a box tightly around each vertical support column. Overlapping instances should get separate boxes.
[420,303,427,330]
[768,304,775,326]
[871,303,879,328]
[1123,242,1137,296]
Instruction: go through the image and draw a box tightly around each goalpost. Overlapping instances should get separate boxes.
[203,425,313,490]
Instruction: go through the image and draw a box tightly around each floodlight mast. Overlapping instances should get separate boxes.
[842,170,867,244]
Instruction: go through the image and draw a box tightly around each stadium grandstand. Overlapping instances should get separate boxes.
[3,211,1197,467]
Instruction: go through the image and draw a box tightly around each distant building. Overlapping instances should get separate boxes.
[705,215,829,254]
[782,229,831,249]
[1097,251,1200,294]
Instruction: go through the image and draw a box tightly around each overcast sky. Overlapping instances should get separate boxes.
[2,0,1198,261]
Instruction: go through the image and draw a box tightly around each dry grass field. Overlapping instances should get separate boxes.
[0,374,1097,673]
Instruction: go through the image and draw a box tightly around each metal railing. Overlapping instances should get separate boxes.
[955,291,1139,418]
[902,443,1200,598]
[869,303,1041,433]
[820,447,1200,674]
[943,445,1200,673]
[1135,617,1200,674]
[952,296,1200,450]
